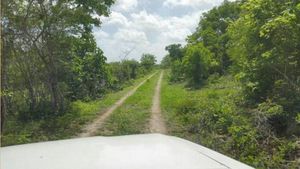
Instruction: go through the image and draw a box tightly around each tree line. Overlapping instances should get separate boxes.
[0,0,156,132]
[162,0,300,168]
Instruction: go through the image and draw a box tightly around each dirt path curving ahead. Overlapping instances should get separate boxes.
[149,71,167,134]
[78,72,157,137]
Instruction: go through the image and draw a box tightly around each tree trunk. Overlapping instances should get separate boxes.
[27,80,36,112]
[1,35,8,134]
[48,52,63,115]
[49,75,60,114]
[33,42,63,115]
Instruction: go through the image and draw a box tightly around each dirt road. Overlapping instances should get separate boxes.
[149,71,167,134]
[78,72,157,137]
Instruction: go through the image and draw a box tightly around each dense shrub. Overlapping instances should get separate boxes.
[171,76,298,168]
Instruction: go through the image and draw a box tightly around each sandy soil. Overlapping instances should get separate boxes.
[149,71,167,134]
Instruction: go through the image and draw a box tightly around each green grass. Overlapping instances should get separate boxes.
[160,71,190,138]
[97,72,160,136]
[161,70,242,141]
[71,74,155,125]
[162,70,252,157]
[160,70,298,169]
[1,73,156,146]
[161,70,251,162]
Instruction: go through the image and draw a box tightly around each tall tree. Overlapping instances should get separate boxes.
[183,43,214,86]
[1,0,114,125]
[164,44,185,82]
[228,0,300,132]
[165,44,184,61]
[188,0,241,73]
[140,53,156,71]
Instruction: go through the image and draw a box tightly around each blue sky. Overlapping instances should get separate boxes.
[93,0,231,63]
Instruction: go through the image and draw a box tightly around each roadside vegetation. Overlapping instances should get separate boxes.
[161,0,300,168]
[97,72,160,136]
[1,74,154,146]
[162,71,298,168]
[1,0,158,146]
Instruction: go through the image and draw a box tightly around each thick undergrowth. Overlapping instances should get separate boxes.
[161,71,299,169]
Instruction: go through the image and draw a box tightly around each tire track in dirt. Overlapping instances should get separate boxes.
[78,72,157,137]
[149,71,167,134]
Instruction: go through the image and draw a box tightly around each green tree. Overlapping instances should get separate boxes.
[228,0,300,133]
[1,0,114,123]
[66,32,109,100]
[108,59,142,90]
[188,0,241,73]
[161,55,171,68]
[123,60,140,79]
[140,53,156,71]
[165,44,184,61]
[183,43,214,86]
[164,44,185,82]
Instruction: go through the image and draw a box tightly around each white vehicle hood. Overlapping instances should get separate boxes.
[0,134,254,169]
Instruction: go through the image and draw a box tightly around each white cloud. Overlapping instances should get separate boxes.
[131,11,164,28]
[101,11,129,26]
[114,29,149,44]
[129,10,201,39]
[94,30,109,39]
[95,9,204,62]
[94,0,228,62]
[163,0,222,8]
[163,11,202,40]
[114,0,138,12]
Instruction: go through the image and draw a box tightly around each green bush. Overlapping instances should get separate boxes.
[166,74,298,168]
